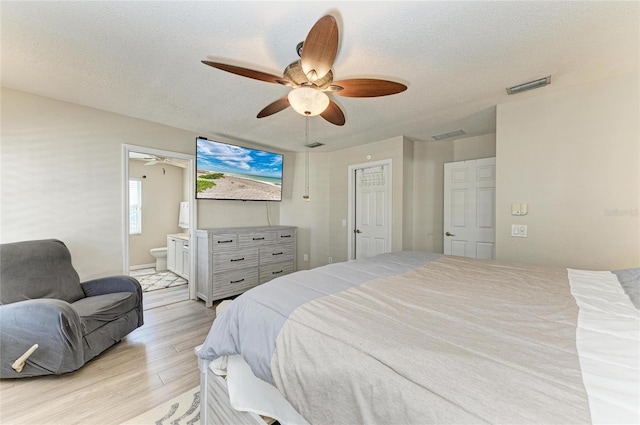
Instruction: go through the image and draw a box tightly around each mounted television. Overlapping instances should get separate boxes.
[196,137,283,201]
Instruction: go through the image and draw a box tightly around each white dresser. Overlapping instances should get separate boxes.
[195,226,296,307]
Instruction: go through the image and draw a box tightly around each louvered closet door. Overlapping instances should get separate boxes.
[443,157,496,259]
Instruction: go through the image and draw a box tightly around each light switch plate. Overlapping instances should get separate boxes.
[511,203,529,216]
[511,224,528,237]
[511,203,521,216]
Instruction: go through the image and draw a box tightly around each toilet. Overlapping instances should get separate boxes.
[150,247,168,272]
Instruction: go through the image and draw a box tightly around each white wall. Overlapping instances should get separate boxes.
[0,88,286,279]
[496,72,639,270]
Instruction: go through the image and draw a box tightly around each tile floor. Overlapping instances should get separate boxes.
[130,268,187,293]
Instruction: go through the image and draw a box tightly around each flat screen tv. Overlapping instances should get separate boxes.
[196,137,283,201]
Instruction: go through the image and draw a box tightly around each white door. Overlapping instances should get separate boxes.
[353,163,391,259]
[443,157,496,259]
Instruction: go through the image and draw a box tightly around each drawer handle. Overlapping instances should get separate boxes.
[252,237,265,241]
[272,270,283,275]
[217,240,233,244]
[280,235,291,238]
[272,252,283,256]
[230,278,245,284]
[230,257,245,262]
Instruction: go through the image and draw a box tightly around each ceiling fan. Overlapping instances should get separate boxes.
[202,15,407,126]
[144,155,188,169]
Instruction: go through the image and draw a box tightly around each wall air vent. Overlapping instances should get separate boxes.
[432,129,466,141]
[304,142,324,148]
[506,75,551,95]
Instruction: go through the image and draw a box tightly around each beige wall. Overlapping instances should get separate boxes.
[402,138,415,250]
[454,133,496,161]
[282,132,496,266]
[412,140,454,253]
[496,72,639,270]
[279,151,330,270]
[128,160,185,267]
[0,88,285,279]
[412,133,496,254]
[325,136,413,263]
[23,73,636,281]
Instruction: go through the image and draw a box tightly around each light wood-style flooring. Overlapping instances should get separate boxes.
[143,284,190,310]
[0,289,219,425]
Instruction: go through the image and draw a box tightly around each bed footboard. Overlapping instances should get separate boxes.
[199,356,265,425]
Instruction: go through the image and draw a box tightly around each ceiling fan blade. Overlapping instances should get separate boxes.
[202,61,288,85]
[301,15,339,82]
[330,79,407,97]
[320,100,345,126]
[168,160,189,169]
[257,96,291,118]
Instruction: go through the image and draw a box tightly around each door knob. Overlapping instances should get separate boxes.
[354,229,362,234]
[445,231,455,236]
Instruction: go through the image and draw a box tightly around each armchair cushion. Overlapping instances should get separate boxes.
[72,292,139,335]
[0,239,85,305]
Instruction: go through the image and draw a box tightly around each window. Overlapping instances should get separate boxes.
[129,178,142,235]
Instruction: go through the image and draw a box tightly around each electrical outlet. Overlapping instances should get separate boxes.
[303,254,309,261]
[511,224,528,237]
[328,257,333,264]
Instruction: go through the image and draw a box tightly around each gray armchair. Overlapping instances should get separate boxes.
[0,239,143,378]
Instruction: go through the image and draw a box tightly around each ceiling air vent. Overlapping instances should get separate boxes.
[506,75,551,95]
[304,142,324,148]
[432,129,466,141]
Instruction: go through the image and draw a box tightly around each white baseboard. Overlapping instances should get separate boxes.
[130,263,155,271]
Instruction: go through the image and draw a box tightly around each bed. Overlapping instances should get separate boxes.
[196,252,639,425]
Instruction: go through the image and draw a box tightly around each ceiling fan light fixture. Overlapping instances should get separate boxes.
[288,86,330,116]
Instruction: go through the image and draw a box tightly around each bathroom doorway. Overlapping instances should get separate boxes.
[122,144,196,306]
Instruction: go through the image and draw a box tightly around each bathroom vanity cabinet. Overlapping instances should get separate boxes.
[195,226,296,307]
[167,234,189,279]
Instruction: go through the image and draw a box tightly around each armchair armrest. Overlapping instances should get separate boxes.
[81,275,144,327]
[0,299,84,378]
[81,275,141,297]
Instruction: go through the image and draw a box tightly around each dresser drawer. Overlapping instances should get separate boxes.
[211,249,258,271]
[259,243,294,265]
[238,231,276,248]
[277,228,295,242]
[210,233,238,251]
[213,268,259,294]
[259,262,294,283]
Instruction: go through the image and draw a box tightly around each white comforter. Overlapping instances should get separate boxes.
[199,253,639,424]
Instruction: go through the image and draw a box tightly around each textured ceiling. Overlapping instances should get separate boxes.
[2,1,638,152]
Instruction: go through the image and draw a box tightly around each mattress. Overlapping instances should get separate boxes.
[197,252,639,424]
